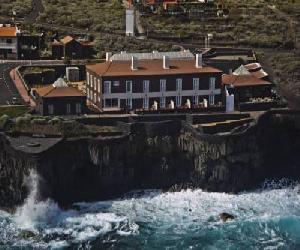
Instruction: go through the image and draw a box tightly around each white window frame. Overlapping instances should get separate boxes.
[94,77,97,91]
[160,97,166,108]
[66,103,71,114]
[193,78,199,91]
[48,104,54,115]
[143,97,149,109]
[98,79,101,93]
[126,81,132,93]
[86,72,90,86]
[104,81,111,94]
[176,96,181,107]
[160,79,166,92]
[193,95,199,105]
[143,80,149,93]
[126,98,132,109]
[76,103,82,114]
[209,77,216,90]
[209,94,215,106]
[90,75,93,88]
[176,78,182,91]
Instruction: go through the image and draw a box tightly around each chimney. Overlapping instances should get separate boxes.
[106,52,112,61]
[131,56,138,70]
[163,55,170,69]
[196,54,202,68]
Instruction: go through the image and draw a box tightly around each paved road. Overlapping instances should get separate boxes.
[0,60,64,105]
[0,63,25,105]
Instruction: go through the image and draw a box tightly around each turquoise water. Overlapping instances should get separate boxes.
[0,181,300,249]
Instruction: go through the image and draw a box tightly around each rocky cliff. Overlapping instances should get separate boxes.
[0,110,300,208]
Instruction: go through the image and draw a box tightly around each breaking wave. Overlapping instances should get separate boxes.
[0,175,300,249]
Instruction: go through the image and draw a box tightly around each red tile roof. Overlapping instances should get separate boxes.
[87,59,222,77]
[0,27,18,37]
[60,35,75,44]
[35,85,85,98]
[222,74,272,87]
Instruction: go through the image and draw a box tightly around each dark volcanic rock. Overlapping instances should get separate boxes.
[0,110,300,208]
[219,212,236,222]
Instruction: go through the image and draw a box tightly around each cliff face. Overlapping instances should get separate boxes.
[179,112,300,192]
[1,110,300,208]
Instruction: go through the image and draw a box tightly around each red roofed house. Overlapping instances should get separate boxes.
[222,65,273,103]
[0,25,20,59]
[52,35,94,59]
[33,78,87,116]
[86,52,223,111]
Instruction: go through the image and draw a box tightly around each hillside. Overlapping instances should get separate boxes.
[0,0,32,18]
[0,0,299,106]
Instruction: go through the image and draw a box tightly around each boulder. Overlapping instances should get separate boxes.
[19,230,36,239]
[219,212,236,222]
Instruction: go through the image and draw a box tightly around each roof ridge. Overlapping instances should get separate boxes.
[44,86,56,97]
[103,61,113,76]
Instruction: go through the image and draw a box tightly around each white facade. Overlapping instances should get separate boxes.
[0,37,18,59]
[126,9,135,36]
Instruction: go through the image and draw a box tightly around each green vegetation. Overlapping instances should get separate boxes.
[0,106,30,118]
[39,0,124,32]
[1,114,123,138]
[0,0,32,18]
[141,0,297,49]
[8,115,91,137]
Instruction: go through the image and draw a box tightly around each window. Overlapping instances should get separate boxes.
[86,72,90,85]
[126,81,132,93]
[176,96,181,107]
[98,80,101,93]
[143,80,149,93]
[143,98,149,109]
[76,103,82,114]
[87,89,90,98]
[193,78,199,90]
[209,77,216,90]
[104,81,111,94]
[66,103,71,114]
[160,79,166,92]
[94,93,97,103]
[160,97,166,108]
[6,39,12,44]
[209,94,215,106]
[90,75,93,88]
[193,95,199,105]
[94,77,97,91]
[113,81,120,87]
[48,104,54,115]
[176,78,182,91]
[126,98,132,109]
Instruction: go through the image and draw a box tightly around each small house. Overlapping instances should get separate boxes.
[33,78,87,116]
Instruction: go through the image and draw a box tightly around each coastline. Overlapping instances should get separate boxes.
[0,109,300,209]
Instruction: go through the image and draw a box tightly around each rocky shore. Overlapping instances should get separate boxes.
[0,109,300,208]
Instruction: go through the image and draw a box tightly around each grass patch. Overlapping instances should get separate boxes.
[0,106,30,118]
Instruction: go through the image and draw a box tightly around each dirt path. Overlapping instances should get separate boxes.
[25,0,44,22]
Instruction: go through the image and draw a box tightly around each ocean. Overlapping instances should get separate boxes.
[0,178,300,249]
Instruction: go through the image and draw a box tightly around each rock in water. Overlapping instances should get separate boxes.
[219,212,236,222]
[19,230,36,239]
